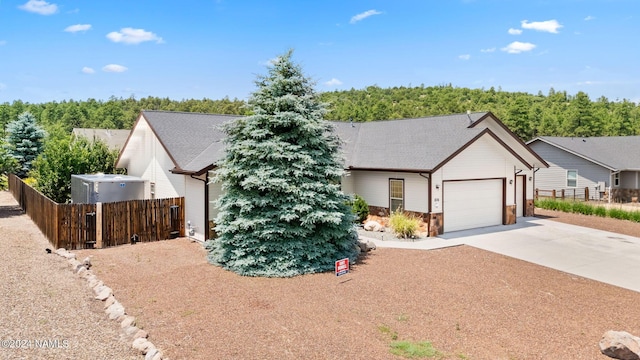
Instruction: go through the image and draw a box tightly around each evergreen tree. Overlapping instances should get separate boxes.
[206,50,359,277]
[4,111,46,178]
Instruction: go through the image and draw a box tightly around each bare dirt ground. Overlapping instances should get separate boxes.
[71,209,640,360]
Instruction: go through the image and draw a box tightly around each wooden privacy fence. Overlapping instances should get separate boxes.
[8,174,184,250]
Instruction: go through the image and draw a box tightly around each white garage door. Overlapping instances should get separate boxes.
[443,179,503,232]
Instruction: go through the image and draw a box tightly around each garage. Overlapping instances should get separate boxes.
[443,179,503,232]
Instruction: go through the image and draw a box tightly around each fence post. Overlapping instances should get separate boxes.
[552,189,556,199]
[96,202,103,248]
[585,187,589,201]
[535,188,538,200]
[561,189,565,200]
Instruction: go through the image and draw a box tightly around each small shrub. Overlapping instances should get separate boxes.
[594,206,607,217]
[389,211,420,238]
[608,208,629,220]
[351,194,370,224]
[631,211,640,223]
[0,174,7,190]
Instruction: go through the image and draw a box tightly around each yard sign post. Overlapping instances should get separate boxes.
[335,258,349,276]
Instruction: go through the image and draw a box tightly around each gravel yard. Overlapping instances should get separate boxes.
[4,188,640,360]
[0,191,138,360]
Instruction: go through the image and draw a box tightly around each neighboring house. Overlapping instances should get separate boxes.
[116,110,547,241]
[527,136,640,202]
[72,128,131,151]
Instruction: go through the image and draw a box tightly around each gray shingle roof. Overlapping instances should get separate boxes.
[141,111,242,173]
[332,113,487,170]
[137,110,521,174]
[534,136,640,171]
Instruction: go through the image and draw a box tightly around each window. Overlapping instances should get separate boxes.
[567,170,577,187]
[389,179,404,212]
[614,173,620,187]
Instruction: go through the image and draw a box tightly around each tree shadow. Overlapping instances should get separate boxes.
[0,204,23,219]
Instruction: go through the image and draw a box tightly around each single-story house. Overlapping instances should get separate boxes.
[116,110,547,241]
[527,136,640,202]
[72,128,131,151]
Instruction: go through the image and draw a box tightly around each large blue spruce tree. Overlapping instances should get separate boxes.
[4,111,46,178]
[206,50,359,277]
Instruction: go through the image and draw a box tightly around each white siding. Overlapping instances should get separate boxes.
[529,141,611,193]
[119,117,182,199]
[184,175,206,241]
[620,171,640,189]
[349,171,429,213]
[432,134,530,212]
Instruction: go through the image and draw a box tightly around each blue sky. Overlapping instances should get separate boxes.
[1,0,639,104]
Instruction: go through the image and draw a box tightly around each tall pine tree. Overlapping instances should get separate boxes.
[4,111,46,178]
[206,50,359,277]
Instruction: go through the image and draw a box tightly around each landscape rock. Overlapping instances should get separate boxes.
[120,315,136,328]
[122,325,140,337]
[145,348,159,360]
[363,220,383,232]
[133,329,149,339]
[103,295,117,309]
[132,338,152,353]
[106,301,125,320]
[55,248,66,256]
[96,286,113,301]
[600,330,640,360]
[151,350,163,360]
[357,238,377,252]
[82,256,92,269]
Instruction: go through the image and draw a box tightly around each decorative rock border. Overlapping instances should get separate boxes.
[54,248,165,360]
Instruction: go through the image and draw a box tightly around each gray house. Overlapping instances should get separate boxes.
[117,110,547,240]
[527,136,640,202]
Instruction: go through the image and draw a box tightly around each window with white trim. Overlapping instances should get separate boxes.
[389,179,404,213]
[567,170,577,188]
[614,172,620,187]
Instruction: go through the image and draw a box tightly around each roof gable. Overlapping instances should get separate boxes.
[527,136,640,171]
[119,110,543,174]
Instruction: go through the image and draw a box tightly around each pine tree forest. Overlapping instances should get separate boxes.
[2,85,639,141]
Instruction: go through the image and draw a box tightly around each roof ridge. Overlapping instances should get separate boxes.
[142,110,243,117]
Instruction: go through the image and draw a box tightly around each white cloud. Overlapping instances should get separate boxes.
[480,47,496,53]
[64,24,91,33]
[350,9,382,24]
[458,54,470,60]
[584,15,595,21]
[501,41,536,54]
[102,64,128,73]
[324,78,343,86]
[106,28,164,44]
[508,28,522,35]
[18,0,58,15]
[82,67,95,74]
[521,19,563,33]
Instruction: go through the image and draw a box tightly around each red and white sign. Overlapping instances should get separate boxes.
[335,258,349,276]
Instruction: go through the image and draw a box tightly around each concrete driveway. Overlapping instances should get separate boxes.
[365,217,640,293]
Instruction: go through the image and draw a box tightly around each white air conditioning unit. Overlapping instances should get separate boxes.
[597,181,606,190]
